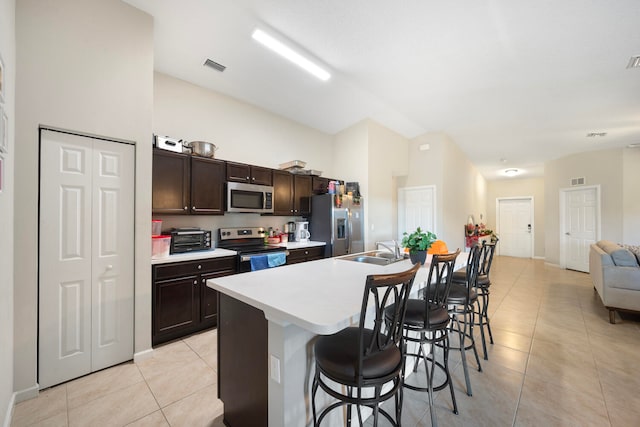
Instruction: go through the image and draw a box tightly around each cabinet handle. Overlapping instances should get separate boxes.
[305,251,308,255]
[193,280,197,285]
[202,279,206,284]
[198,264,202,269]
[184,206,188,211]
[246,176,250,180]
[193,206,196,210]
[252,177,255,181]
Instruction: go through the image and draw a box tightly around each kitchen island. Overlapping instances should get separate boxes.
[208,253,467,426]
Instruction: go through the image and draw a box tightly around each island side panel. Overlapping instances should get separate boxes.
[218,293,268,427]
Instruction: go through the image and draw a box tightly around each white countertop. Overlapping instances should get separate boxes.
[208,252,468,335]
[151,248,237,265]
[275,241,326,250]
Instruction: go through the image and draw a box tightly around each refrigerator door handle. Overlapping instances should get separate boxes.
[346,209,352,254]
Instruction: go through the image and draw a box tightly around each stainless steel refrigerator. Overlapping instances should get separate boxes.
[310,194,364,258]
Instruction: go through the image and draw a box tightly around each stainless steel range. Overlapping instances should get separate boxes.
[218,227,289,273]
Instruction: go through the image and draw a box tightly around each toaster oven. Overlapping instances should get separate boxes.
[165,228,212,254]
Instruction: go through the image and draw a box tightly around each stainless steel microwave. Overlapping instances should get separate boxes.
[226,182,274,213]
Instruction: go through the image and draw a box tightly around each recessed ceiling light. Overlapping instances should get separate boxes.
[627,55,640,69]
[586,132,607,138]
[504,168,519,177]
[251,28,331,81]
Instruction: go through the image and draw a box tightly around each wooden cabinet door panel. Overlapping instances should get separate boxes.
[250,166,273,186]
[294,175,312,215]
[273,170,294,215]
[152,149,190,214]
[312,177,329,195]
[191,157,225,214]
[226,162,251,183]
[154,276,199,336]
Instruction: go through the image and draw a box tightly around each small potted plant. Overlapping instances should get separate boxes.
[402,227,437,265]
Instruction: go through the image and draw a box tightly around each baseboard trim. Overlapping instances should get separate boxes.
[14,384,39,404]
[533,256,545,260]
[134,348,154,363]
[2,392,15,427]
[544,261,561,268]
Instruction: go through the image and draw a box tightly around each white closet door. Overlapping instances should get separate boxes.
[39,130,134,388]
[564,187,598,272]
[91,139,134,371]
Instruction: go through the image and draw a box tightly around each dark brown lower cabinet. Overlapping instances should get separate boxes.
[152,256,236,345]
[286,246,325,264]
[218,293,268,427]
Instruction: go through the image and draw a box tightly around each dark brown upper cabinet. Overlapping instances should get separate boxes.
[190,156,226,215]
[226,162,273,186]
[152,149,191,214]
[152,148,225,215]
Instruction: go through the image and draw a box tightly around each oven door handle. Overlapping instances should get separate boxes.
[240,251,289,263]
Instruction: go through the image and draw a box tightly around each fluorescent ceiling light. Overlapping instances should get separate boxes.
[252,28,331,81]
[504,168,519,177]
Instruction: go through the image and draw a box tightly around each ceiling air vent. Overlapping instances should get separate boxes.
[627,55,640,69]
[571,177,585,186]
[203,58,226,72]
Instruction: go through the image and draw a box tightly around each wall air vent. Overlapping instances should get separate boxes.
[570,177,586,186]
[203,58,226,72]
[627,55,640,69]
[586,132,607,138]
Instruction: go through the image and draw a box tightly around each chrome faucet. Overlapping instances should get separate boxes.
[376,240,402,259]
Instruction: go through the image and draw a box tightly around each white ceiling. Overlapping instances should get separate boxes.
[124,0,640,180]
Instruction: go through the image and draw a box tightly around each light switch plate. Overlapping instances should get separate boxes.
[270,354,281,383]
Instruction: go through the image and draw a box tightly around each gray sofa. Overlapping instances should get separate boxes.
[589,240,640,323]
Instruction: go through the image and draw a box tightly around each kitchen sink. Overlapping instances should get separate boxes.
[339,250,407,265]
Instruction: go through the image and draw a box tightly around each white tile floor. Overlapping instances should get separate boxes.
[11,256,640,426]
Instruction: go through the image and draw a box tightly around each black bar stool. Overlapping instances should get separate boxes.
[435,243,483,397]
[391,250,461,427]
[450,239,498,360]
[311,263,421,426]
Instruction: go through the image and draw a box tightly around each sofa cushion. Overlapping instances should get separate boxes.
[620,244,640,264]
[597,240,639,267]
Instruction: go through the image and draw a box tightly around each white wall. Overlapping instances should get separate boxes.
[331,119,409,250]
[367,120,408,247]
[487,177,545,258]
[544,148,624,265]
[622,147,640,244]
[14,0,153,398]
[0,0,15,423]
[154,72,334,175]
[400,132,486,251]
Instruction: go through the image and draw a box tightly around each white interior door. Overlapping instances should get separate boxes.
[562,187,599,272]
[398,186,436,240]
[497,198,533,258]
[39,130,134,388]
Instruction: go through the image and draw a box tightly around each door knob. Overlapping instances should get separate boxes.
[565,232,570,236]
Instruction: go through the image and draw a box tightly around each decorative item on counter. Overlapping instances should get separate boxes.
[334,194,342,208]
[465,222,496,248]
[402,227,437,265]
[328,181,335,194]
[427,240,449,254]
